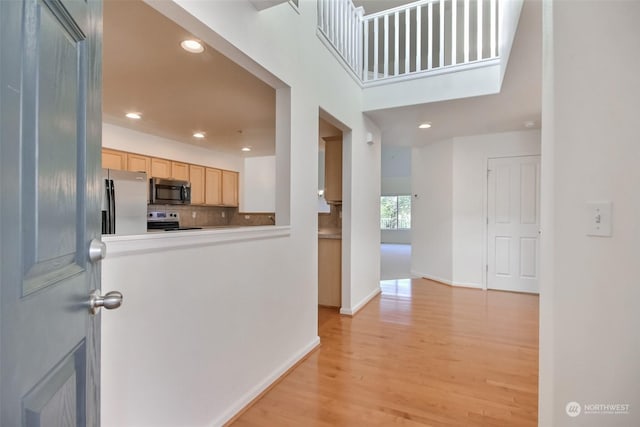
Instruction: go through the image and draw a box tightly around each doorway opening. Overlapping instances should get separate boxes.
[380,145,412,281]
[317,113,343,317]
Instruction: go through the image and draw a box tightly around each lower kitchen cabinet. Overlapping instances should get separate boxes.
[318,238,341,307]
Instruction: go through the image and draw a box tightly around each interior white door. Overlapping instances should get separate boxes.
[487,155,541,293]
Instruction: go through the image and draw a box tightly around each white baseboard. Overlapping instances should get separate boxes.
[412,271,453,285]
[412,271,483,289]
[340,286,381,316]
[451,281,483,289]
[213,336,321,426]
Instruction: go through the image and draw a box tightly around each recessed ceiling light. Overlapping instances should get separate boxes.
[125,112,141,120]
[241,147,251,152]
[193,132,205,139]
[180,39,204,54]
[418,122,432,129]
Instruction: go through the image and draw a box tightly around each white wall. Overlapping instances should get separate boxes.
[540,2,640,426]
[103,122,243,172]
[411,130,540,287]
[411,139,453,283]
[240,156,276,212]
[452,130,540,287]
[101,0,382,425]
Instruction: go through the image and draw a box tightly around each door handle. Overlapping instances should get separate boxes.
[88,239,107,263]
[89,290,123,315]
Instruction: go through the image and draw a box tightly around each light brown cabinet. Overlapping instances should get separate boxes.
[151,158,171,178]
[102,149,127,170]
[205,168,222,205]
[318,238,341,307]
[222,170,239,207]
[101,148,239,206]
[126,153,151,177]
[190,165,205,205]
[171,161,189,181]
[323,136,342,203]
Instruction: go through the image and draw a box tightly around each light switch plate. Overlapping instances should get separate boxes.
[586,201,612,237]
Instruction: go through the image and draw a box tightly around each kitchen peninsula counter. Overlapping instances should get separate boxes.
[318,228,341,239]
[102,225,289,258]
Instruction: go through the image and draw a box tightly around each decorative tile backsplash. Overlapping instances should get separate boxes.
[148,205,275,227]
[319,204,341,229]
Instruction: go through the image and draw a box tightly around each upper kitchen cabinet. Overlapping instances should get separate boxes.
[127,153,151,177]
[151,158,171,179]
[323,136,342,203]
[102,148,127,170]
[205,167,222,205]
[190,165,205,205]
[171,161,189,181]
[222,170,239,207]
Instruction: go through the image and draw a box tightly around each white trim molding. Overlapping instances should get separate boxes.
[412,271,483,289]
[340,286,381,316]
[213,336,320,426]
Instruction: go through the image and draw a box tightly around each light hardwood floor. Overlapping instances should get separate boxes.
[230,278,539,426]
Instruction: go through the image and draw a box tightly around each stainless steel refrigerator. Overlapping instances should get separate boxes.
[102,169,147,235]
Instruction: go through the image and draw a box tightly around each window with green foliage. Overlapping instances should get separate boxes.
[380,195,411,230]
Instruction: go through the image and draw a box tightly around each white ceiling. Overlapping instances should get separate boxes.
[103,0,540,157]
[103,0,276,157]
[364,0,542,147]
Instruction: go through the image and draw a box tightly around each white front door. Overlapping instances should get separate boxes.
[487,155,541,293]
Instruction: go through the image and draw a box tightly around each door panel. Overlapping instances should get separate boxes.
[22,0,86,295]
[487,156,540,293]
[1,0,102,425]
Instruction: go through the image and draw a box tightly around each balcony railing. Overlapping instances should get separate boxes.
[317,0,500,85]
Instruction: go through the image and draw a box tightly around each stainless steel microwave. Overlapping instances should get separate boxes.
[149,178,191,205]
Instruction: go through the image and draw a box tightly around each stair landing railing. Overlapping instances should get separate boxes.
[317,0,500,85]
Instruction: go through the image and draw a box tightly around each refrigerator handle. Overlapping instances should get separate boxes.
[105,179,112,234]
[110,179,116,234]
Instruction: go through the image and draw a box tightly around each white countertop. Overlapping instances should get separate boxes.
[102,225,290,258]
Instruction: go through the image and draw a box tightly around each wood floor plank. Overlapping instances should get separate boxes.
[229,278,538,426]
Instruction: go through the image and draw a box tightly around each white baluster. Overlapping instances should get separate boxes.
[452,0,457,65]
[416,5,422,71]
[477,0,483,60]
[405,8,410,74]
[464,0,469,63]
[363,17,369,81]
[374,17,379,80]
[384,14,389,78]
[428,2,433,70]
[358,9,364,79]
[394,11,399,76]
[439,0,445,68]
[490,0,497,58]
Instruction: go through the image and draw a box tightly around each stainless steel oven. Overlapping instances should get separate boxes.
[149,178,191,205]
